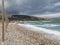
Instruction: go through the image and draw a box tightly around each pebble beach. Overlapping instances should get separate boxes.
[0,23,60,45]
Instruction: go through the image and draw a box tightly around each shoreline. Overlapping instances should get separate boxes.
[14,21,60,22]
[0,23,60,45]
[13,23,60,44]
[17,23,60,35]
[17,24,60,39]
[9,20,52,22]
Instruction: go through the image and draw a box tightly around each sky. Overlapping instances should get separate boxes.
[0,0,60,18]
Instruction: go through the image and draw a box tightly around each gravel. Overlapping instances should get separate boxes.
[0,23,60,45]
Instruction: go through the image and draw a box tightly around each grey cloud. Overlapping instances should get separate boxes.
[0,0,60,15]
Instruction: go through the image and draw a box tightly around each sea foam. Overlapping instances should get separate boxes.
[18,24,60,36]
[39,24,60,27]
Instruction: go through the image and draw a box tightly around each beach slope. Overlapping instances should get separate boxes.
[0,23,60,45]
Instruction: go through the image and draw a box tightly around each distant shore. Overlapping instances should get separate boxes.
[11,21,60,23]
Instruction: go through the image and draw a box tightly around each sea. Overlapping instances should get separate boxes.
[17,21,60,36]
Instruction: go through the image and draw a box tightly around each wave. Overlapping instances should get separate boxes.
[18,24,60,36]
[20,22,60,27]
[36,24,60,27]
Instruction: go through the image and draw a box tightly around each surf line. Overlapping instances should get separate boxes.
[17,24,60,36]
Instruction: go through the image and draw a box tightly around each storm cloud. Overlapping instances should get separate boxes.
[0,0,60,15]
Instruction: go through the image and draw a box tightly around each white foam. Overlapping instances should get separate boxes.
[18,24,60,36]
[37,24,60,27]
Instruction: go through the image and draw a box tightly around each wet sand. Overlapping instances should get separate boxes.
[0,23,60,45]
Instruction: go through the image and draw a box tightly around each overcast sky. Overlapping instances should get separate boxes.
[0,0,60,18]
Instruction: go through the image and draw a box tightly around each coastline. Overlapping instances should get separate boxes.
[8,23,60,45]
[0,23,60,45]
[15,21,60,22]
[17,21,52,22]
[17,23,60,39]
[17,23,60,36]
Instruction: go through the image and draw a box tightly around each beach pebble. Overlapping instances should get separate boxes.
[0,23,60,45]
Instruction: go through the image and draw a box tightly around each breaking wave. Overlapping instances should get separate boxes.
[36,24,60,27]
[18,24,60,36]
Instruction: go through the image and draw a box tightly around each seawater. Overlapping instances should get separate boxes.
[16,21,60,37]
[17,22,60,31]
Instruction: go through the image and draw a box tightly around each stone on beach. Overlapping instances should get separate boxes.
[0,23,60,45]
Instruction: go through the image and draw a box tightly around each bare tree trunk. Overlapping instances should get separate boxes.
[2,0,5,42]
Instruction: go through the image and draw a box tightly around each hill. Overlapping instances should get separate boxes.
[8,15,46,21]
[0,15,60,21]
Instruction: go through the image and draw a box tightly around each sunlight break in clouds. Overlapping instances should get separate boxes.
[54,2,60,7]
[33,13,60,18]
